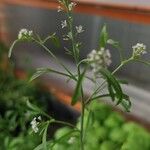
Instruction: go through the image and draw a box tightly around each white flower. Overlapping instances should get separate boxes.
[61,20,67,28]
[76,25,84,33]
[57,6,63,12]
[87,48,111,73]
[30,116,41,133]
[38,116,42,121]
[63,32,72,41]
[18,28,33,40]
[68,2,76,11]
[132,43,146,57]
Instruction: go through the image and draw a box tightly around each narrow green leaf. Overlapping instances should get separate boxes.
[107,39,119,47]
[30,67,76,83]
[77,59,89,67]
[36,43,76,81]
[26,100,51,119]
[108,92,131,112]
[90,94,110,101]
[108,83,115,102]
[100,68,123,105]
[85,110,94,130]
[26,100,41,113]
[122,94,132,112]
[43,33,60,48]
[50,34,60,48]
[50,130,77,149]
[99,25,108,49]
[71,69,86,105]
[8,40,18,58]
[34,144,43,150]
[9,138,23,148]
[34,141,51,150]
[42,122,49,150]
[29,68,50,82]
[64,47,73,56]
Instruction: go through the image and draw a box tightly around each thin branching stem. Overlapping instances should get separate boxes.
[34,39,77,81]
[53,120,79,131]
[80,98,85,150]
[85,57,133,105]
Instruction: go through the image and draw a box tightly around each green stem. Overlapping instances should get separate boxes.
[77,67,85,150]
[65,2,86,149]
[53,120,79,131]
[89,94,110,102]
[46,68,77,81]
[86,58,133,104]
[69,20,78,63]
[80,99,85,150]
[112,58,133,75]
[8,39,19,58]
[77,63,86,150]
[112,63,124,75]
[34,39,77,81]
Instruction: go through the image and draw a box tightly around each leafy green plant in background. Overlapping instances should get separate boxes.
[51,102,150,150]
[8,0,150,150]
[0,42,54,149]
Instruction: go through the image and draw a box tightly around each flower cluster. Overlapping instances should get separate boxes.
[76,25,84,34]
[132,43,146,57]
[63,32,72,41]
[18,29,33,40]
[68,2,76,11]
[87,48,111,73]
[61,20,67,29]
[62,25,84,40]
[30,116,41,133]
[58,1,76,12]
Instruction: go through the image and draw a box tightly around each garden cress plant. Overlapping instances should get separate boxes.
[8,0,150,150]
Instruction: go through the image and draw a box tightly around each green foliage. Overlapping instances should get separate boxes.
[104,112,124,128]
[7,0,150,149]
[99,25,108,49]
[100,68,131,112]
[42,122,49,150]
[71,69,86,105]
[54,127,72,140]
[1,131,40,150]
[100,68,123,104]
[0,83,42,149]
[29,68,50,82]
[100,141,117,150]
[121,123,150,150]
[51,101,150,150]
[109,128,127,143]
[0,45,54,149]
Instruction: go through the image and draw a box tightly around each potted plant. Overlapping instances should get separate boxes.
[8,0,150,149]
